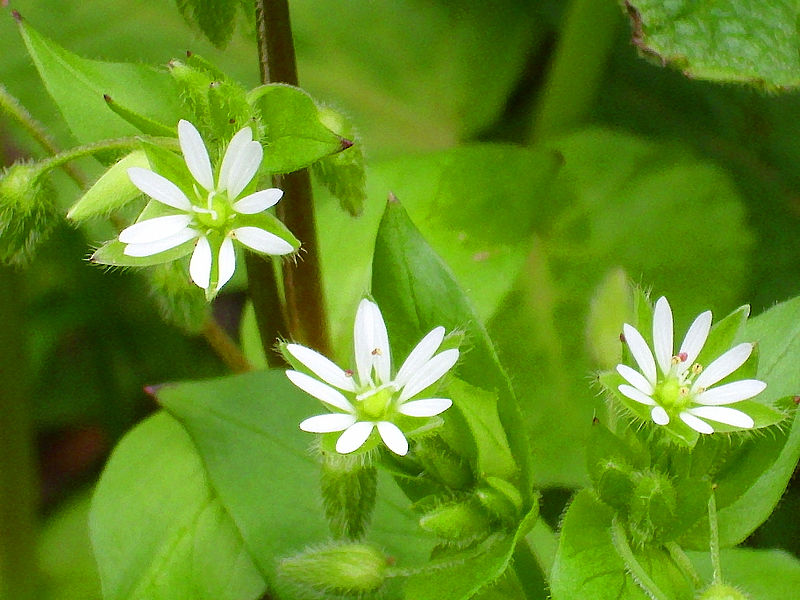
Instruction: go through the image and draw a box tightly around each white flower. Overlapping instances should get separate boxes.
[616,297,766,434]
[285,298,459,456]
[120,120,295,295]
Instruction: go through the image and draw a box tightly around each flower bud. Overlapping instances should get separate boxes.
[476,476,523,525]
[595,458,635,514]
[419,497,493,543]
[0,162,57,265]
[627,469,677,546]
[277,542,387,599]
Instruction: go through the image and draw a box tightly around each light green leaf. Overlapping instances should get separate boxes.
[688,548,800,598]
[624,1,800,90]
[18,20,181,144]
[89,412,266,600]
[371,198,533,506]
[550,490,693,600]
[67,151,149,221]
[247,84,345,174]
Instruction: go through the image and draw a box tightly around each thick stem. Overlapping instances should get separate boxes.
[530,0,621,141]
[252,0,330,356]
[0,83,85,187]
[0,267,39,600]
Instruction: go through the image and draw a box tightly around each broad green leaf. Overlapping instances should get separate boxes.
[550,490,693,600]
[175,0,249,49]
[247,84,345,174]
[404,501,539,600]
[687,548,800,598]
[156,370,438,586]
[90,412,266,600]
[18,20,181,144]
[67,151,149,221]
[623,1,800,90]
[681,297,800,548]
[371,199,533,505]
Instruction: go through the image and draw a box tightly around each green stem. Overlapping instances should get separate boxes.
[530,0,621,141]
[611,518,669,600]
[0,83,85,187]
[708,489,723,585]
[665,541,701,587]
[0,267,39,600]
[252,0,331,356]
[32,136,178,178]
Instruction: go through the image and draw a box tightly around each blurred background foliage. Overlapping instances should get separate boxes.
[1,0,799,598]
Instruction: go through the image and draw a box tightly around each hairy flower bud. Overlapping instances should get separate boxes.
[0,162,57,265]
[696,582,751,600]
[277,542,387,599]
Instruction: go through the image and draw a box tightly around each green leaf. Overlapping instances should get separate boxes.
[680,296,800,548]
[89,412,266,600]
[550,490,693,600]
[404,501,539,600]
[623,1,800,90]
[175,0,249,49]
[18,20,181,144]
[67,151,149,221]
[247,84,345,174]
[371,198,533,506]
[155,371,438,585]
[687,548,800,598]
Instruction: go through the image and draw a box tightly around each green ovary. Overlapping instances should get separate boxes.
[194,194,232,229]
[653,377,690,413]
[360,388,394,420]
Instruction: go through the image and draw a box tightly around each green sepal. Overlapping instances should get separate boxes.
[90,237,196,268]
[247,84,345,174]
[475,477,524,525]
[695,305,750,370]
[67,150,150,221]
[140,140,196,200]
[418,497,494,543]
[103,94,175,137]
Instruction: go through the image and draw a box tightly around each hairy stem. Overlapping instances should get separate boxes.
[611,518,669,600]
[0,267,39,600]
[708,489,723,585]
[530,0,621,140]
[0,83,86,187]
[252,0,330,356]
[201,317,254,373]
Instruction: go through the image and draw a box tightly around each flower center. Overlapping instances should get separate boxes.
[654,356,705,414]
[358,385,394,420]
[193,192,232,229]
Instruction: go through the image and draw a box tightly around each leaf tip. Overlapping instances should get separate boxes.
[339,136,354,151]
[11,8,22,22]
[387,191,400,205]
[103,94,113,104]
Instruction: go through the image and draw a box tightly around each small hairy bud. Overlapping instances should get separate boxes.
[320,450,377,540]
[0,162,57,265]
[277,542,387,599]
[627,469,677,546]
[419,497,493,543]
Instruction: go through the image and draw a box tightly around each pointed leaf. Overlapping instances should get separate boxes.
[67,151,150,221]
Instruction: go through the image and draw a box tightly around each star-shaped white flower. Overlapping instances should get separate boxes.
[285,298,459,456]
[119,120,296,295]
[616,296,766,434]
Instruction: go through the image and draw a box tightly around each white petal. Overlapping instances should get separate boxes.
[651,405,670,425]
[616,364,654,395]
[618,384,656,406]
[123,228,199,257]
[399,349,459,402]
[219,127,262,199]
[679,411,714,434]
[399,398,452,417]
[233,188,283,214]
[285,343,356,392]
[188,236,213,289]
[686,406,754,429]
[127,167,192,210]
[377,421,409,456]
[218,127,252,192]
[679,310,712,368]
[653,297,674,376]
[353,299,391,385]
[692,343,754,391]
[335,421,375,454]
[395,326,446,388]
[285,370,354,413]
[231,227,294,255]
[622,323,657,386]
[693,380,766,406]
[299,413,357,433]
[216,237,236,290]
[119,214,192,244]
[178,120,214,191]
